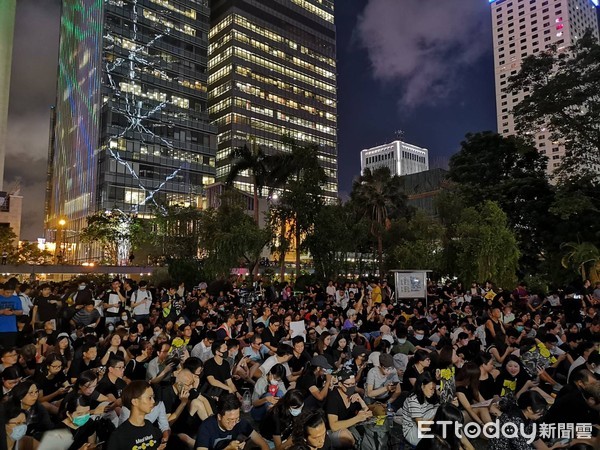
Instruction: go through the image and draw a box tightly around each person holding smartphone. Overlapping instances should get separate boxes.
[364,354,402,408]
[131,281,152,323]
[195,393,269,450]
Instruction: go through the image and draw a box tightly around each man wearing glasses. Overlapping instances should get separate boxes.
[96,356,127,408]
[195,393,269,450]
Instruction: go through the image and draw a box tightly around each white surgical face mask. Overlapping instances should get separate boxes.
[398,338,407,344]
[78,285,86,290]
[10,424,27,441]
[414,334,424,341]
[289,406,303,417]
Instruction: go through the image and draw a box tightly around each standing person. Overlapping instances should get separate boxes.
[102,279,126,326]
[108,380,165,450]
[131,281,152,323]
[0,284,23,348]
[32,283,61,327]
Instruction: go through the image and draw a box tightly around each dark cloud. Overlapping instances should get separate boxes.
[6,0,60,239]
[357,0,491,107]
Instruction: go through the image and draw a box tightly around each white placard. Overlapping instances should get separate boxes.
[290,320,306,339]
[392,271,428,299]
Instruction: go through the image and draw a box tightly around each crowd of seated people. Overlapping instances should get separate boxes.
[0,276,597,450]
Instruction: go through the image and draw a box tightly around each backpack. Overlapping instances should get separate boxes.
[352,418,390,450]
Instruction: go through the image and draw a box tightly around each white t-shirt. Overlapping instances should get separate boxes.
[132,289,152,316]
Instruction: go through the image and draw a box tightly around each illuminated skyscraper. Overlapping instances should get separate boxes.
[46,0,216,262]
[361,140,429,177]
[0,0,17,191]
[489,0,599,174]
[208,0,338,201]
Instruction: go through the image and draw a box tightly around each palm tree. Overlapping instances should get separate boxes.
[266,139,326,278]
[561,241,600,282]
[351,167,408,278]
[225,142,269,225]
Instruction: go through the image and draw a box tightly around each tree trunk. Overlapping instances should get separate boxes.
[377,233,384,279]
[279,220,286,281]
[253,183,259,225]
[295,216,301,278]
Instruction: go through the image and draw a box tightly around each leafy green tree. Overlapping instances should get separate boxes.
[455,201,520,288]
[386,210,445,276]
[561,241,600,283]
[198,193,272,280]
[351,167,410,278]
[17,242,53,265]
[80,210,150,265]
[268,140,327,278]
[506,32,600,179]
[448,132,554,273]
[304,203,354,280]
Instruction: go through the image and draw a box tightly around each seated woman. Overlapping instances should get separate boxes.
[35,353,70,416]
[325,332,351,370]
[476,353,500,400]
[55,394,98,450]
[7,380,54,441]
[99,332,129,366]
[260,389,305,450]
[45,333,74,374]
[4,401,38,450]
[325,369,372,449]
[490,391,556,450]
[415,402,475,450]
[455,362,499,426]
[402,349,431,392]
[497,355,554,403]
[64,370,112,416]
[251,363,287,421]
[399,371,440,447]
[295,356,333,410]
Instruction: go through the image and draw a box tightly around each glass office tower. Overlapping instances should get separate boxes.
[208,0,338,200]
[46,0,217,261]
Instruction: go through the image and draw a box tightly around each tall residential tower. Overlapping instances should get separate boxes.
[490,0,599,174]
[46,0,217,262]
[208,0,338,201]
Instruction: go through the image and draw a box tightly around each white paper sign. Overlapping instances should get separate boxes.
[290,321,306,339]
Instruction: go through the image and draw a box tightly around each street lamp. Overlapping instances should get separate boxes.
[56,219,66,264]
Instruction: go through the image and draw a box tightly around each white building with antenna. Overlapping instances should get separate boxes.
[360,140,429,177]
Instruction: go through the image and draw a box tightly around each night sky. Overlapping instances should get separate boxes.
[6,0,498,240]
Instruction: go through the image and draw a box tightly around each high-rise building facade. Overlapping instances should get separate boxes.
[490,0,599,174]
[208,0,338,200]
[360,140,429,177]
[46,0,217,262]
[0,0,17,192]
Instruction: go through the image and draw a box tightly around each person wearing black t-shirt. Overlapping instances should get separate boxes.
[69,342,99,383]
[195,393,269,450]
[96,356,128,405]
[262,316,281,353]
[108,380,164,450]
[203,340,240,403]
[289,336,311,376]
[325,369,372,448]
